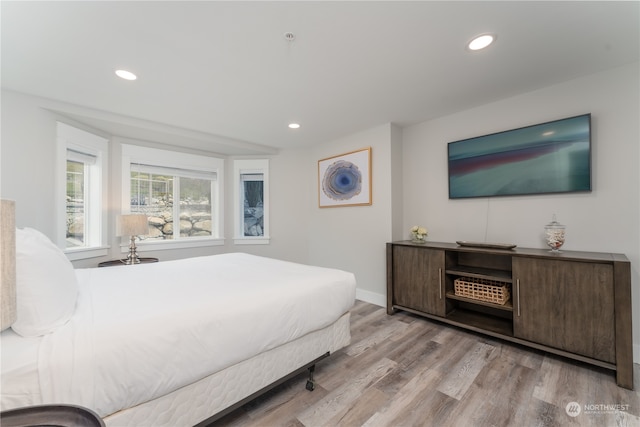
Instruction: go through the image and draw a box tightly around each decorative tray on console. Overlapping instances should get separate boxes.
[456,241,517,250]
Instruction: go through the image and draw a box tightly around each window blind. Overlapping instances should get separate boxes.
[131,162,217,181]
[67,148,97,165]
[240,173,264,182]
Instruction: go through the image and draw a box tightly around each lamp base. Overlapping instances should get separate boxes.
[124,236,141,265]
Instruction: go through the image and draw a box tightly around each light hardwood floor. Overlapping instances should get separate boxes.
[212,300,640,427]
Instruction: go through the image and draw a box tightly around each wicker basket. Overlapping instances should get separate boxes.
[454,277,511,305]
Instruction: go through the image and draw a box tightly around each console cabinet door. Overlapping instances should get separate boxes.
[512,257,615,363]
[391,245,445,316]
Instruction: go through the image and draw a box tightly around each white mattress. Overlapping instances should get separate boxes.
[1,313,352,427]
[0,253,356,420]
[104,312,351,427]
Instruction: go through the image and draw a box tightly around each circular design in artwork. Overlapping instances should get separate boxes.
[322,160,362,200]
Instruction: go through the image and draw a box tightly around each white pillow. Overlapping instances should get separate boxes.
[11,228,78,337]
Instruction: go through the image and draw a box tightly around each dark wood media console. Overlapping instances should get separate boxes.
[386,241,633,389]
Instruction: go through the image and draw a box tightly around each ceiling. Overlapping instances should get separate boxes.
[2,1,638,155]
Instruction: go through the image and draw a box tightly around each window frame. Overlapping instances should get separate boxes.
[56,122,109,260]
[233,158,270,245]
[121,144,224,251]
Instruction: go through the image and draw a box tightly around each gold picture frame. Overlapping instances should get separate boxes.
[318,147,372,208]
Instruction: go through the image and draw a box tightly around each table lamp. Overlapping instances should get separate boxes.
[116,214,149,265]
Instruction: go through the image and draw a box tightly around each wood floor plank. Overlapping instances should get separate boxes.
[328,386,387,427]
[533,356,565,404]
[373,339,441,397]
[526,398,571,427]
[480,364,538,426]
[428,333,480,374]
[350,300,380,319]
[345,318,409,358]
[296,357,397,427]
[436,341,496,400]
[489,336,545,371]
[360,364,442,426]
[208,301,639,427]
[244,374,329,425]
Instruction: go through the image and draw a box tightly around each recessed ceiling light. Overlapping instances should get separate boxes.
[288,123,300,129]
[115,69,137,80]
[467,34,496,51]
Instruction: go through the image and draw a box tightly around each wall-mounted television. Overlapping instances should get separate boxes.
[448,114,591,199]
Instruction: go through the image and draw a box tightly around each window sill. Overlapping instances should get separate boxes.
[233,236,270,245]
[120,238,225,253]
[65,246,110,261]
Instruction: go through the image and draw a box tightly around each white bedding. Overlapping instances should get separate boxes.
[1,253,356,419]
[0,329,41,408]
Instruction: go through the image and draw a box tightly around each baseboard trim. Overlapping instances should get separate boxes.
[355,288,385,308]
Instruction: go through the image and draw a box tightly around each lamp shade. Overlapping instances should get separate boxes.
[116,214,149,237]
[1,199,17,331]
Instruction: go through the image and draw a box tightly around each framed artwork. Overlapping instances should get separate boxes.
[318,147,372,208]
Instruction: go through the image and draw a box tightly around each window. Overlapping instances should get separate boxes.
[56,122,109,259]
[233,159,269,244]
[241,173,264,236]
[122,144,223,249]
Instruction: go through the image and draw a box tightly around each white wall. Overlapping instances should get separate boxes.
[402,62,640,362]
[1,90,63,232]
[3,63,639,359]
[227,148,312,264]
[309,124,400,306]
[0,90,312,267]
[0,90,396,304]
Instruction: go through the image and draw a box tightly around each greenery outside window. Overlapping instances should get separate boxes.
[233,159,269,244]
[57,122,109,260]
[121,144,224,250]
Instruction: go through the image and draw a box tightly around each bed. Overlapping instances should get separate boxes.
[1,228,356,426]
